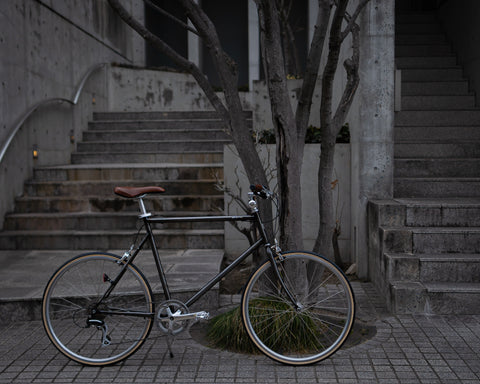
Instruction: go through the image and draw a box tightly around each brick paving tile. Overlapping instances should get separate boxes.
[1,282,480,383]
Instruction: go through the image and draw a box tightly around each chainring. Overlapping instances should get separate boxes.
[156,299,190,336]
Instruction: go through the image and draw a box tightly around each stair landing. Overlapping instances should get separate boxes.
[0,248,224,323]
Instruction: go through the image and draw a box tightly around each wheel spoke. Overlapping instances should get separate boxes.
[42,253,153,366]
[242,252,355,365]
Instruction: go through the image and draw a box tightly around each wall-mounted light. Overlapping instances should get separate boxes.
[32,145,38,159]
[70,129,75,144]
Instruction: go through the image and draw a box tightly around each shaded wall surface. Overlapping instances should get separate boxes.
[0,0,141,227]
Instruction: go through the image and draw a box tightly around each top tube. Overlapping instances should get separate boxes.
[148,214,256,224]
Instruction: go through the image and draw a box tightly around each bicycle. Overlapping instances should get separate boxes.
[42,184,355,366]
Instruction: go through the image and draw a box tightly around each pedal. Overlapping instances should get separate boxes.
[195,311,210,321]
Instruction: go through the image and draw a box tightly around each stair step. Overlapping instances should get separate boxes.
[396,110,480,126]
[395,142,480,158]
[87,120,232,131]
[0,229,224,250]
[421,254,480,283]
[369,198,480,227]
[24,180,219,197]
[384,12,480,315]
[400,68,464,82]
[76,140,230,153]
[396,13,438,24]
[384,253,480,284]
[401,81,470,96]
[394,178,480,198]
[401,95,475,110]
[71,151,224,165]
[395,44,452,57]
[4,212,224,231]
[396,56,457,69]
[394,158,480,178]
[92,110,251,121]
[423,282,480,314]
[395,126,480,141]
[14,195,224,213]
[382,226,480,253]
[400,198,480,227]
[83,129,229,141]
[33,164,223,182]
[395,23,442,35]
[395,33,446,45]
[390,281,480,314]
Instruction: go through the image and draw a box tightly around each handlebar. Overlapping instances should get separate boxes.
[250,184,273,199]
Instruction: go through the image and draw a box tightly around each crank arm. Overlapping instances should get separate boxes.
[171,311,210,321]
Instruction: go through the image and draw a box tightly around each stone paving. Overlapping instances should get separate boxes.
[1,282,480,383]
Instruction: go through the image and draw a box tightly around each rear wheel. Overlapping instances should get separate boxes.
[42,253,154,366]
[241,251,355,365]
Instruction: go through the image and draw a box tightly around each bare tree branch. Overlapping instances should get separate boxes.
[143,0,199,36]
[333,22,360,131]
[276,0,301,76]
[107,0,230,123]
[340,0,370,41]
[178,0,241,124]
[295,0,333,139]
[320,0,348,133]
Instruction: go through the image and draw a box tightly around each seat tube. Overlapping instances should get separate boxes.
[144,218,171,300]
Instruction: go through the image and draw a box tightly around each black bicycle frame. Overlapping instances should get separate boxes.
[146,212,266,308]
[97,208,297,317]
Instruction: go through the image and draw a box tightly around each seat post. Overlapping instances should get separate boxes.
[137,195,151,218]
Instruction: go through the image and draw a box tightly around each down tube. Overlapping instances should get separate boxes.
[185,238,264,307]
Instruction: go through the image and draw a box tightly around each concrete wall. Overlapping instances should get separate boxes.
[0,0,143,228]
[224,144,351,263]
[438,0,480,106]
[107,65,266,114]
[107,66,221,111]
[353,0,395,279]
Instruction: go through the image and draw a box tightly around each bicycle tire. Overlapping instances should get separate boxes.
[42,252,154,366]
[241,251,355,365]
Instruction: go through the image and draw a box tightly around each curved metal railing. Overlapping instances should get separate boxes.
[0,62,108,164]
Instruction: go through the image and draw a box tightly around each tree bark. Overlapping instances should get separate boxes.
[313,0,367,261]
[256,0,303,250]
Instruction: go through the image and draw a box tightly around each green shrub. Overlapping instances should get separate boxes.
[206,299,327,354]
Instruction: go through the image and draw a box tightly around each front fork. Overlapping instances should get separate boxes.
[266,244,303,312]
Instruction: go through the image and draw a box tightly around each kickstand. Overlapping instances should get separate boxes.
[165,334,175,358]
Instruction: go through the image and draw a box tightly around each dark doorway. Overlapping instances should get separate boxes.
[145,0,188,69]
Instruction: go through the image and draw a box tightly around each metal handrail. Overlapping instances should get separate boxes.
[0,62,108,164]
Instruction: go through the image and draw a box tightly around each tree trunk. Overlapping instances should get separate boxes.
[256,0,304,250]
[314,133,336,259]
[313,0,367,261]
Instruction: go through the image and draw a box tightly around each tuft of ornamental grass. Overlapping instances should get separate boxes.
[207,298,327,354]
[207,306,258,354]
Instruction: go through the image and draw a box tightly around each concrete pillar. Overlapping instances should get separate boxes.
[308,0,319,44]
[188,0,201,67]
[248,0,260,90]
[131,0,146,66]
[351,0,395,279]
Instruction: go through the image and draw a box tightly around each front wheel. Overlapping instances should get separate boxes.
[241,251,355,365]
[42,253,154,366]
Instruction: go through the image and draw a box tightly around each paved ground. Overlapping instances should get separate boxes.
[1,278,480,383]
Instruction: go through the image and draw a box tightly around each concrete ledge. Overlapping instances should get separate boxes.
[0,249,224,323]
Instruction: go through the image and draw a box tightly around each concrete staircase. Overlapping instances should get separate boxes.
[0,111,234,251]
[370,11,480,314]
